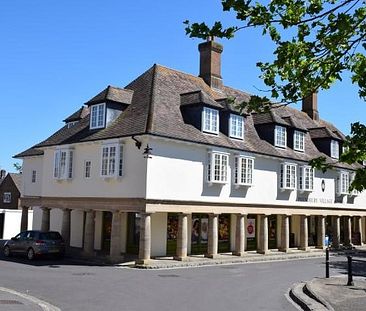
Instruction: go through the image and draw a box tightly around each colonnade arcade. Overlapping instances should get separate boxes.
[19,202,366,264]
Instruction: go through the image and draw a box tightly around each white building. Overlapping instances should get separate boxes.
[15,40,366,264]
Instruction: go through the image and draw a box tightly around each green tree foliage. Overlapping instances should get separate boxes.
[185,0,366,190]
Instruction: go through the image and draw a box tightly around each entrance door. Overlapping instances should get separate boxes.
[0,213,4,239]
[191,214,208,255]
[127,213,140,254]
[102,212,112,253]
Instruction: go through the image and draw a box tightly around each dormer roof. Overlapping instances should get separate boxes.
[85,85,134,106]
[180,90,223,109]
[63,106,89,123]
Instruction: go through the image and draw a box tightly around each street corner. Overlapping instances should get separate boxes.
[0,287,60,311]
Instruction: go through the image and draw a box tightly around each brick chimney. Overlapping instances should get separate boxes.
[302,93,319,121]
[198,38,223,90]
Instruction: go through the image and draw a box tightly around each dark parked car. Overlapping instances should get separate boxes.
[3,230,65,260]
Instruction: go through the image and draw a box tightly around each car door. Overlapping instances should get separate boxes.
[22,231,36,254]
[10,232,28,253]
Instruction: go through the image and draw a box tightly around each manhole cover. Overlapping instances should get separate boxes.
[158,274,180,278]
[72,272,95,276]
[0,300,23,305]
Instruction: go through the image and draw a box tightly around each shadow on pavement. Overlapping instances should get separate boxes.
[329,249,366,277]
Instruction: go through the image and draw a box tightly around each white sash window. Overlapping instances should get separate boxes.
[280,163,297,190]
[54,148,74,180]
[101,144,123,178]
[298,166,314,191]
[207,152,228,184]
[234,156,254,186]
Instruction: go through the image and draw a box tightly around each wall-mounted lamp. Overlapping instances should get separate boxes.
[143,144,153,158]
[132,135,142,149]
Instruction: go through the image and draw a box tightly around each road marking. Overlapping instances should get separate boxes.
[0,287,61,311]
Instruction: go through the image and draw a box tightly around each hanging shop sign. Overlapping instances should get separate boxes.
[246,218,256,238]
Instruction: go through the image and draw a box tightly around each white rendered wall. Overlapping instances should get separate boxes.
[2,210,33,239]
[37,137,147,198]
[151,213,167,257]
[146,137,366,210]
[50,208,62,233]
[22,156,43,196]
[70,210,84,248]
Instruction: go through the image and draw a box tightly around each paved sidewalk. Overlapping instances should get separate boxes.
[308,276,366,311]
[0,288,60,311]
[119,248,326,269]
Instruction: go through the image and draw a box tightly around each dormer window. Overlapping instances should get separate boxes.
[202,107,219,134]
[298,166,314,191]
[67,121,78,128]
[294,130,305,152]
[90,103,105,129]
[229,114,244,139]
[275,125,287,148]
[331,140,339,159]
[280,162,297,190]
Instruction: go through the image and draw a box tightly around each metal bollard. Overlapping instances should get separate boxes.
[325,248,330,278]
[347,255,354,286]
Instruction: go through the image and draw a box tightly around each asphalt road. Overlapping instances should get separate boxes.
[0,253,350,311]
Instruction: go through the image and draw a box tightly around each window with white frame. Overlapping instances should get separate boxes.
[298,166,314,191]
[331,140,339,159]
[229,114,244,139]
[275,125,287,148]
[101,144,123,178]
[90,103,105,129]
[31,170,36,183]
[294,130,305,152]
[280,163,297,190]
[234,156,254,186]
[202,107,219,134]
[207,152,228,184]
[84,160,91,179]
[349,172,359,196]
[54,149,74,180]
[336,171,349,195]
[3,192,11,203]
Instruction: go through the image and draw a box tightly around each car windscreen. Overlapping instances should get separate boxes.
[39,232,63,240]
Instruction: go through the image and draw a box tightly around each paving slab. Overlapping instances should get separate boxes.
[307,276,366,311]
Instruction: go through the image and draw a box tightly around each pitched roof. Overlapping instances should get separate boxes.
[85,85,134,106]
[9,173,22,191]
[14,64,354,170]
[63,106,89,123]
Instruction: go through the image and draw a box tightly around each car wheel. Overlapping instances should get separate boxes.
[27,248,35,260]
[3,246,11,257]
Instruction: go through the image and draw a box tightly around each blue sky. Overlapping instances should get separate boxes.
[1,1,365,173]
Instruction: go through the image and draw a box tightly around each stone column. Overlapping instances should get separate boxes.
[41,207,50,232]
[300,215,309,251]
[205,214,219,258]
[233,214,246,256]
[356,216,364,246]
[345,216,353,246]
[316,216,326,249]
[174,213,189,261]
[258,215,269,254]
[279,215,290,253]
[136,213,151,265]
[20,206,29,232]
[83,210,95,255]
[332,216,341,248]
[110,211,122,258]
[61,209,71,246]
